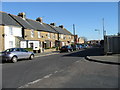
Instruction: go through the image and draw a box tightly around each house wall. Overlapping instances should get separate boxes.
[24,29,58,48]
[0,26,4,51]
[4,26,22,50]
[58,34,74,46]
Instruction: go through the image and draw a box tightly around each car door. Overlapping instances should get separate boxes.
[20,48,30,59]
[13,48,23,59]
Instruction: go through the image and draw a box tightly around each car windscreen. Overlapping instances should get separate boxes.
[62,46,68,48]
[4,48,14,52]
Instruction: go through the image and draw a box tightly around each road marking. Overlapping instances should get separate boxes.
[75,61,80,63]
[54,71,58,74]
[59,69,64,72]
[43,74,52,79]
[19,73,53,88]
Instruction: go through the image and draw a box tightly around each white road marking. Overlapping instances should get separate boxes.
[19,73,53,88]
[54,71,58,74]
[75,61,80,63]
[43,74,52,79]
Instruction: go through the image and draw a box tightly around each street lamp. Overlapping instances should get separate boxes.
[95,29,100,40]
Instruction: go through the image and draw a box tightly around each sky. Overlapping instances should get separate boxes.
[1,2,118,40]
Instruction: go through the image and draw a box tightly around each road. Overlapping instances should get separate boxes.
[2,48,119,88]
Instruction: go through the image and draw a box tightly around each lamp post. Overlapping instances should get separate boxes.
[95,29,100,40]
[73,24,76,44]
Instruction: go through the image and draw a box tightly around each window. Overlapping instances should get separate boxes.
[53,34,55,39]
[61,34,63,39]
[59,34,61,39]
[38,31,41,38]
[63,35,66,40]
[9,41,13,48]
[48,33,50,39]
[69,36,71,39]
[20,48,28,52]
[9,27,13,35]
[31,30,34,38]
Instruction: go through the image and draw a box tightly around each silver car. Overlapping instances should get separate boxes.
[2,48,34,63]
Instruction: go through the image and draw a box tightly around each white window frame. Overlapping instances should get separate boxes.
[31,29,34,38]
[9,27,13,35]
[63,35,66,40]
[38,31,41,38]
[48,33,50,39]
[9,41,13,48]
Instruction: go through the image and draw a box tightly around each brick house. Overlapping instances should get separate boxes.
[0,11,74,52]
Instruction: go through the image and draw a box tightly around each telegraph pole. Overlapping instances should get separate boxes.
[73,24,76,44]
[102,18,105,39]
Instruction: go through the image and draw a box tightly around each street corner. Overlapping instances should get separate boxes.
[85,55,120,65]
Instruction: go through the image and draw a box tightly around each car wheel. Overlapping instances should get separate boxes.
[68,50,71,52]
[11,56,17,63]
[29,54,34,60]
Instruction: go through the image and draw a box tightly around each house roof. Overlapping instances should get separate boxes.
[0,11,73,35]
[42,23,58,33]
[50,25,72,35]
[0,11,21,27]
[26,19,52,32]
[9,14,35,30]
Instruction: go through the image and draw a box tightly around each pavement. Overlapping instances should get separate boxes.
[86,54,120,65]
[34,51,60,57]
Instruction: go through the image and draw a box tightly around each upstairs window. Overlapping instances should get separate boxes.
[31,30,34,38]
[48,33,50,39]
[9,27,13,35]
[38,31,41,38]
[63,35,66,40]
[53,34,55,39]
[61,34,63,39]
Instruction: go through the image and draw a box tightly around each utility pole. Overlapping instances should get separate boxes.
[102,18,106,39]
[73,24,76,44]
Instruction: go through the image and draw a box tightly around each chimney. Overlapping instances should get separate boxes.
[50,23,56,26]
[59,25,64,29]
[18,12,26,20]
[36,17,43,23]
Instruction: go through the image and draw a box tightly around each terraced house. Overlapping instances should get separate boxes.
[0,11,22,52]
[0,11,74,52]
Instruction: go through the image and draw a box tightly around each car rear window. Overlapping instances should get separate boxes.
[4,48,14,52]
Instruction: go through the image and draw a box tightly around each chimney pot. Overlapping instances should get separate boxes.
[59,25,64,29]
[36,17,43,23]
[18,12,26,20]
[50,23,56,26]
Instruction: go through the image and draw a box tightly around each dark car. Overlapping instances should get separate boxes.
[2,48,34,63]
[71,45,79,51]
[77,44,84,49]
[60,45,73,52]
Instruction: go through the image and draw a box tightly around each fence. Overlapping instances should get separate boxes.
[104,36,120,54]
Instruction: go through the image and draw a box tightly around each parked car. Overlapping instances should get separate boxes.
[77,44,84,49]
[60,45,73,52]
[71,45,79,51]
[2,48,34,63]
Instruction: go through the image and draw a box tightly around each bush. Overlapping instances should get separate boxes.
[25,48,33,51]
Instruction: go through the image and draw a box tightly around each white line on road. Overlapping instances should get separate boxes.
[35,53,59,58]
[43,74,53,79]
[18,68,64,88]
[54,71,58,74]
[19,73,53,88]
